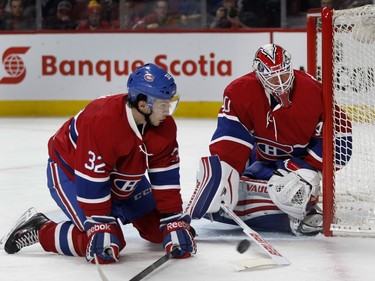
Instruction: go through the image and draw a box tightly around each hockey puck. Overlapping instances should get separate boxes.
[237,239,250,254]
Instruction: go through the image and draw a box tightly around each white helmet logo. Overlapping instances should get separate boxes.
[144,74,154,82]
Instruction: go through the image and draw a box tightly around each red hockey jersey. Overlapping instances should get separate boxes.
[209,70,352,174]
[48,94,182,217]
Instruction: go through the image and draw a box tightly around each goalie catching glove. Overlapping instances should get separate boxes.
[84,215,126,264]
[160,213,197,258]
[267,159,321,220]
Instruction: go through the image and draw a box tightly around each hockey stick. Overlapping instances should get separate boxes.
[94,254,110,281]
[220,203,290,266]
[129,247,179,281]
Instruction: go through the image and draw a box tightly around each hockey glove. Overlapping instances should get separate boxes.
[84,216,125,264]
[268,166,321,220]
[160,213,197,259]
[276,157,321,207]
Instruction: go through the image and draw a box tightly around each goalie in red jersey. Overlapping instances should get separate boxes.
[186,44,352,235]
[3,63,196,263]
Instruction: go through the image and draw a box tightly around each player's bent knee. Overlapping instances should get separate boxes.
[131,210,163,243]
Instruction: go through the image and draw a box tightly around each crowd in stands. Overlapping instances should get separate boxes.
[0,0,373,31]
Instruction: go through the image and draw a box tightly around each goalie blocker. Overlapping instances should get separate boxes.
[185,155,322,235]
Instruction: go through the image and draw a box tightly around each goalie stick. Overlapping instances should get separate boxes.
[220,203,290,266]
[129,247,179,281]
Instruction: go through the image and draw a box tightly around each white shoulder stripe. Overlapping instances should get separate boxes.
[77,194,111,204]
[152,184,181,190]
[218,112,240,122]
[148,163,180,173]
[218,113,251,134]
[75,170,110,182]
[210,136,253,149]
[69,133,77,149]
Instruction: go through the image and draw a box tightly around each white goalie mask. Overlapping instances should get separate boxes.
[253,44,295,108]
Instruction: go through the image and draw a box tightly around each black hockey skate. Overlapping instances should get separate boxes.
[0,207,50,254]
[289,208,323,236]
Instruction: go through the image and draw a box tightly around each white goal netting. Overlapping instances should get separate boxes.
[314,5,375,236]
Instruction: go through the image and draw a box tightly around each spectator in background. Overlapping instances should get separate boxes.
[209,6,231,28]
[3,0,35,30]
[264,0,280,27]
[0,3,6,29]
[132,0,177,30]
[239,0,281,27]
[43,0,77,29]
[209,0,248,29]
[111,0,140,30]
[169,0,202,29]
[70,0,116,25]
[70,0,88,23]
[76,0,110,30]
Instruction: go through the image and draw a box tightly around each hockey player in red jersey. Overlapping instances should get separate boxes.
[3,63,196,263]
[186,44,352,235]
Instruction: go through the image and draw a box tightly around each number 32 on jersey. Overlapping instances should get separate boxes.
[84,150,106,173]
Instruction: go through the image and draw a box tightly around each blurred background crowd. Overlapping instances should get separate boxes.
[0,0,373,31]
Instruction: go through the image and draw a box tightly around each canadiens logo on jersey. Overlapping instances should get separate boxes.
[110,171,143,199]
[255,136,295,160]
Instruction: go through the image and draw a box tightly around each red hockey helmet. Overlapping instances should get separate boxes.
[253,44,295,107]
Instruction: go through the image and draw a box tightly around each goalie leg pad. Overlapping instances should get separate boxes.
[185,156,222,219]
[185,155,240,218]
[206,180,290,232]
[214,160,240,212]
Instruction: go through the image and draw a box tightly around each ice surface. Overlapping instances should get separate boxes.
[0,118,374,281]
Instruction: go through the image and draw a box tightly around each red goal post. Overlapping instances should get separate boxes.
[307,5,375,237]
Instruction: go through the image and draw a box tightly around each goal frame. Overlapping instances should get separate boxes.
[307,7,335,237]
[307,5,375,237]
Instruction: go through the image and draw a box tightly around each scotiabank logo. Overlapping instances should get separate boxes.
[42,53,232,82]
[0,47,30,84]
